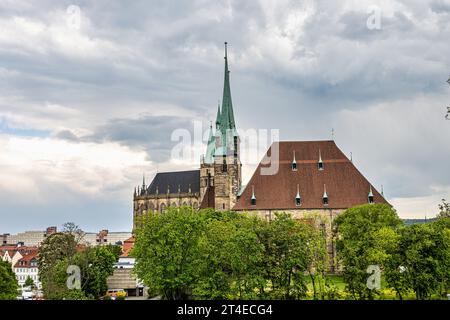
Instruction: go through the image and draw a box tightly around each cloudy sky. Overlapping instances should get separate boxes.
[1,0,449,233]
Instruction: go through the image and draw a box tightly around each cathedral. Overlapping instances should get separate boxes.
[133,42,242,230]
[132,42,389,250]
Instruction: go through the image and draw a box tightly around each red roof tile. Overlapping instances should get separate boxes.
[233,141,388,211]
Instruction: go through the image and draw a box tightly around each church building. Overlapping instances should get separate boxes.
[132,42,389,249]
[133,42,241,230]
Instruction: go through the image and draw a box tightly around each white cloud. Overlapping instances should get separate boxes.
[0,135,151,203]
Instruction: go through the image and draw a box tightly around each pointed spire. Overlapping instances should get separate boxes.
[221,41,236,131]
[134,187,137,197]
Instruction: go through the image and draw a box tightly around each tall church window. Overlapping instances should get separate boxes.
[222,158,227,172]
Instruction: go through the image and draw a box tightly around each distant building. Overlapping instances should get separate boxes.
[2,226,131,248]
[107,236,146,297]
[14,250,41,289]
[1,226,57,246]
[81,230,132,247]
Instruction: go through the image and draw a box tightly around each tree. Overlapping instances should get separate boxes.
[194,211,266,299]
[260,212,312,299]
[334,204,402,299]
[62,222,85,244]
[46,246,117,299]
[133,206,207,299]
[0,260,18,300]
[438,199,450,219]
[38,232,77,299]
[385,223,449,299]
[24,276,35,289]
[303,214,330,300]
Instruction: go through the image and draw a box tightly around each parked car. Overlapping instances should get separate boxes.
[106,289,127,300]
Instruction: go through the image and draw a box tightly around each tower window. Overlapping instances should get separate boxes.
[222,159,227,172]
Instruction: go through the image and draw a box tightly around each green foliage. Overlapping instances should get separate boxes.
[194,212,266,299]
[134,207,322,300]
[38,232,77,299]
[438,199,450,219]
[133,206,207,300]
[0,260,18,300]
[334,204,403,299]
[39,228,116,299]
[24,276,35,288]
[385,219,450,300]
[260,212,312,299]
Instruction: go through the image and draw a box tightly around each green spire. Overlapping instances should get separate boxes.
[221,42,236,131]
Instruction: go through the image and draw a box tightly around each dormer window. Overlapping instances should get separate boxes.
[368,186,374,204]
[322,184,328,206]
[251,185,256,206]
[318,149,324,170]
[291,150,297,171]
[295,184,301,206]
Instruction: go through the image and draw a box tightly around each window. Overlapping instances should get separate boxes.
[223,203,225,210]
[368,195,374,204]
[251,198,256,206]
[291,162,297,171]
[322,196,328,205]
[222,159,227,172]
[295,197,301,206]
[318,161,324,170]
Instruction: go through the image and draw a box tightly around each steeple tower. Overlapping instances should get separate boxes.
[200,42,241,212]
[221,42,236,130]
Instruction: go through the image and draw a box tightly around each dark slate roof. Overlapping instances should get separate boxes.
[147,170,200,194]
[233,141,389,211]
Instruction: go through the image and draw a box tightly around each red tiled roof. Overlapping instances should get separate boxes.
[14,250,38,268]
[233,141,389,211]
[121,236,134,257]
